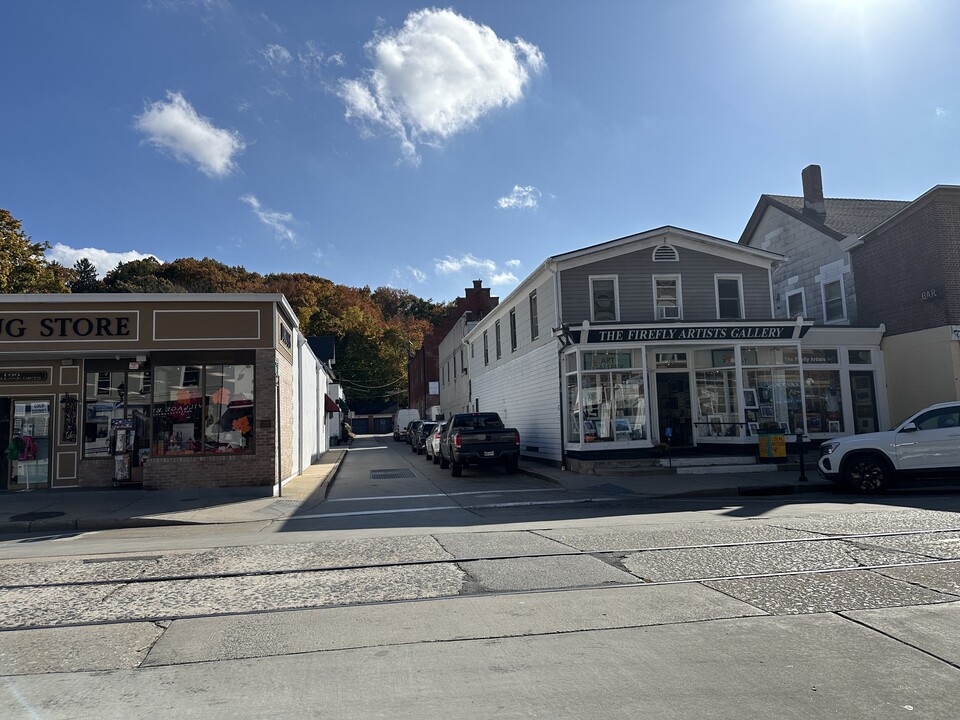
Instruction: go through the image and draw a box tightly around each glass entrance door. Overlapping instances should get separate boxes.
[6,399,51,491]
[656,372,692,447]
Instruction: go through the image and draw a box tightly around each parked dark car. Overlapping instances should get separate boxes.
[439,412,520,477]
[405,420,420,444]
[411,421,438,455]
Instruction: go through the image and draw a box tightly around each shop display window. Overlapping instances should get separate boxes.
[741,368,802,435]
[567,352,647,444]
[203,364,255,453]
[695,369,739,437]
[802,370,844,434]
[152,364,255,456]
[84,370,125,457]
[83,368,152,462]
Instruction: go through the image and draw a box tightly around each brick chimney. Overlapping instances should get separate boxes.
[801,164,826,220]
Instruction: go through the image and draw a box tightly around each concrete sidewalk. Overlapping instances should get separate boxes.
[0,449,348,535]
[0,444,832,535]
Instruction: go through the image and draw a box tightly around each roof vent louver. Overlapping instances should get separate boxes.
[653,245,679,262]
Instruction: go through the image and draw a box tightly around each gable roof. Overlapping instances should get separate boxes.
[552,225,782,268]
[738,195,910,244]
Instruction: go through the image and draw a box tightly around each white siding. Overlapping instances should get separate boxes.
[472,342,561,462]
[294,333,331,475]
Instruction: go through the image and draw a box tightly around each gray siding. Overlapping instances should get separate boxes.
[748,209,857,324]
[559,245,772,323]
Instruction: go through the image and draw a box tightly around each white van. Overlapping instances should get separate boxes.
[393,409,421,442]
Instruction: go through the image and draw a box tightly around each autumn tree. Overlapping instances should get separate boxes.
[71,258,102,293]
[0,209,71,293]
[102,257,185,293]
[161,257,259,293]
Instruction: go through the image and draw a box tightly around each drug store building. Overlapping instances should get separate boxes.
[454,227,889,469]
[0,294,336,492]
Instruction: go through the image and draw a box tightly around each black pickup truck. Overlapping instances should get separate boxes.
[439,412,520,477]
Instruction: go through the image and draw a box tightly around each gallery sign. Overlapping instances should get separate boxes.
[569,323,811,344]
[0,312,138,342]
[0,370,49,383]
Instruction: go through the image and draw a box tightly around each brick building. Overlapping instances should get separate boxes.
[849,186,960,419]
[407,280,498,420]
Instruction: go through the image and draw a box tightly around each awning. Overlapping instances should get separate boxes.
[324,394,340,413]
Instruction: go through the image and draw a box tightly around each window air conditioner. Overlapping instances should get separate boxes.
[657,306,681,320]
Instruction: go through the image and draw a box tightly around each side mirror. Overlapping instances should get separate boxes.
[900,422,918,433]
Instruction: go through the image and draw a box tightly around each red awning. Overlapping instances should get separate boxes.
[324,394,340,413]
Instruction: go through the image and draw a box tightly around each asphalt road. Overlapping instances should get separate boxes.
[2,439,960,718]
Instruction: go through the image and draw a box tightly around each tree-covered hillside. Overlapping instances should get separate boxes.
[1,208,448,405]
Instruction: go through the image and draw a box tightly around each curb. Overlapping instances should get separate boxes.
[0,450,351,535]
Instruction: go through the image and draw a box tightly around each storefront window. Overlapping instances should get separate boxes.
[203,364,255,453]
[802,370,844,434]
[152,366,203,456]
[695,369,739,437]
[568,354,646,444]
[84,371,125,457]
[152,364,255,456]
[742,368,803,435]
[848,349,872,365]
[655,353,687,369]
[801,348,839,365]
[83,368,152,462]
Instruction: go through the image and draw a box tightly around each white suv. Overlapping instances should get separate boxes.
[818,401,960,492]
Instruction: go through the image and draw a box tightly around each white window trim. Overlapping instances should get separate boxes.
[589,274,620,323]
[821,278,847,324]
[652,274,683,321]
[785,288,806,319]
[715,273,744,320]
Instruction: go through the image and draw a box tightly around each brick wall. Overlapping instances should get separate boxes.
[853,193,959,336]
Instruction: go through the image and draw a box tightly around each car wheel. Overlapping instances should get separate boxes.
[411,442,417,453]
[451,460,462,477]
[440,453,449,469]
[433,451,440,465]
[504,457,519,474]
[843,453,892,493]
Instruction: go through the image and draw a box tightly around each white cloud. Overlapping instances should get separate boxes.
[46,244,160,278]
[261,43,293,70]
[135,91,245,177]
[338,8,545,164]
[299,42,346,78]
[489,272,519,286]
[497,185,540,209]
[434,253,498,275]
[505,259,521,267]
[935,106,950,119]
[240,194,297,244]
[408,266,427,283]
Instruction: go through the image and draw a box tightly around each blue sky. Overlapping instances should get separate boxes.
[3,0,958,303]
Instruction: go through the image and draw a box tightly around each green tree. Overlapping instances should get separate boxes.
[0,209,71,293]
[70,258,102,293]
[102,257,185,293]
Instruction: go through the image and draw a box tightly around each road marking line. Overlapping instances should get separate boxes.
[327,488,564,502]
[289,498,592,519]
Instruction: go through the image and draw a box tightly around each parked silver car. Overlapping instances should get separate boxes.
[425,423,443,464]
